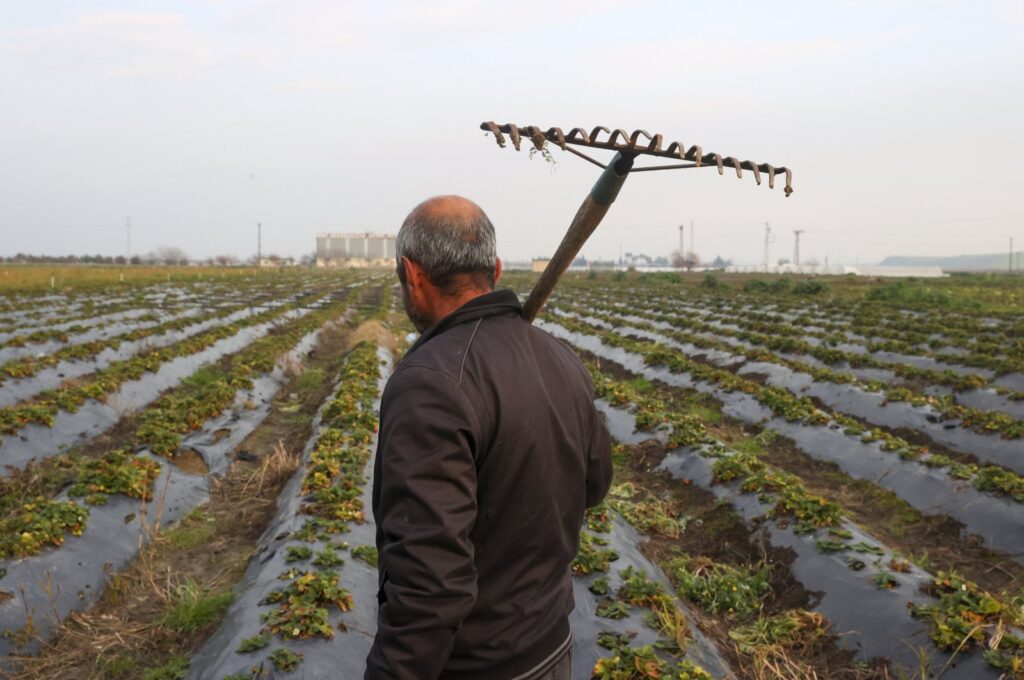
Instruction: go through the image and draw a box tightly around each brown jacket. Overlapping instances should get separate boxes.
[366,289,612,679]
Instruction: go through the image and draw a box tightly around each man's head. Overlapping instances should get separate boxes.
[396,195,502,332]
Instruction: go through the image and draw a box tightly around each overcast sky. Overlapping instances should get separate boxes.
[1,1,1022,265]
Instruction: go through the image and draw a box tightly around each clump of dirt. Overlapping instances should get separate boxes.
[172,448,210,476]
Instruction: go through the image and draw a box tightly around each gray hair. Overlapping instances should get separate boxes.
[396,196,497,292]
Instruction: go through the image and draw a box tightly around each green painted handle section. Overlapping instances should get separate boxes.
[590,152,635,205]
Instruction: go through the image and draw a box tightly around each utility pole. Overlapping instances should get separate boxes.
[125,217,131,262]
[763,222,775,271]
[793,229,805,267]
[257,222,262,269]
[678,224,684,253]
[691,219,695,257]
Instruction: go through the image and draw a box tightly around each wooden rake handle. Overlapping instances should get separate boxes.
[522,152,635,322]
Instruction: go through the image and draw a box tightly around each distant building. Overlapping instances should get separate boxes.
[725,264,946,278]
[259,256,296,268]
[531,258,550,273]
[316,233,396,268]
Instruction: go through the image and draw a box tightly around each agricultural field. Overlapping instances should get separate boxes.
[1,267,1022,679]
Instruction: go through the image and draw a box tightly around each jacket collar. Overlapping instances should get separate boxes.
[407,289,522,354]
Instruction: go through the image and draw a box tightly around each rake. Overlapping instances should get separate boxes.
[479,122,794,321]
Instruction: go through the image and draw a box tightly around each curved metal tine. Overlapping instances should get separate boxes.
[684,145,703,167]
[522,125,546,151]
[507,124,522,151]
[607,129,631,148]
[783,168,793,196]
[767,165,776,189]
[546,127,567,150]
[701,153,723,174]
[690,146,703,166]
[665,141,686,161]
[745,161,762,186]
[724,157,743,179]
[629,129,656,152]
[589,126,611,144]
[566,127,591,144]
[482,121,506,148]
[647,133,663,153]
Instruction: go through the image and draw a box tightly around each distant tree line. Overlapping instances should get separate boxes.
[2,248,317,267]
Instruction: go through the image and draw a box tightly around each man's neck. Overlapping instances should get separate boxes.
[427,288,491,326]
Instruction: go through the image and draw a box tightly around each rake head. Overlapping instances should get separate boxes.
[480,121,793,196]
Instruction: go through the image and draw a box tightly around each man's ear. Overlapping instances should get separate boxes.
[493,257,503,287]
[401,256,421,289]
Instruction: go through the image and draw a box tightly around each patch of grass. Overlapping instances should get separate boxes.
[142,657,189,680]
[607,482,681,538]
[164,509,217,551]
[668,556,772,619]
[729,610,828,656]
[181,366,223,390]
[99,654,136,679]
[295,368,325,393]
[161,581,234,633]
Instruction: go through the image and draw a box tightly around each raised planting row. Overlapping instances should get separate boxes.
[566,305,1024,479]
[570,509,730,679]
[0,287,200,337]
[0,307,277,409]
[544,314,1024,565]
[0,272,336,338]
[0,277,300,361]
[557,295,1024,435]
[185,341,388,678]
[585,362,1023,677]
[580,288,1019,392]
[557,274,1023,376]
[133,292,361,461]
[579,288,1024,416]
[0,301,258,387]
[550,302,1024,480]
[0,292,363,658]
[0,289,360,561]
[547,311,1024,511]
[631,288,1021,377]
[0,286,329,438]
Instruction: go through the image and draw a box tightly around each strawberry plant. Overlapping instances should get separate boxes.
[0,499,89,558]
[268,647,302,672]
[260,571,353,640]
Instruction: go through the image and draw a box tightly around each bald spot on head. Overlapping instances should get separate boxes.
[408,195,487,242]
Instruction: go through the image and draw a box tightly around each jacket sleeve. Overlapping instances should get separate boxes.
[365,366,480,680]
[584,373,613,508]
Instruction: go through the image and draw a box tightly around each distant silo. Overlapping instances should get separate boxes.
[316,233,397,268]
